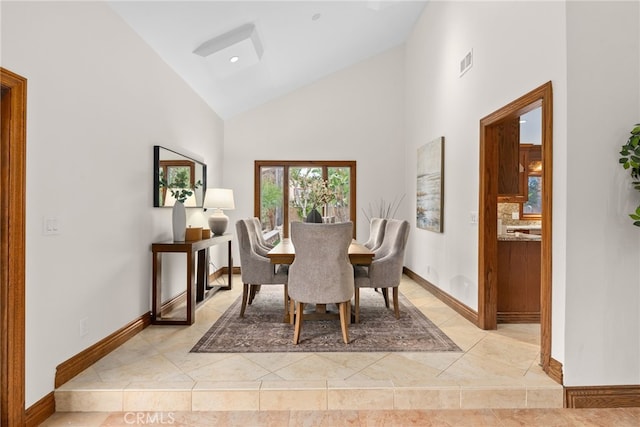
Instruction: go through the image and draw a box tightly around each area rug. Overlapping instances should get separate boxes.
[191,287,461,353]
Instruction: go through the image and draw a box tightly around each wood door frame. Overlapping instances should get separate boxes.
[478,81,554,374]
[1,68,27,425]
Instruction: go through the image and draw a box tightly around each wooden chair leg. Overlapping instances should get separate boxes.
[339,301,350,344]
[293,302,304,344]
[240,283,250,317]
[248,284,259,304]
[393,287,400,319]
[283,284,289,323]
[382,288,390,308]
[289,297,295,325]
[354,288,360,323]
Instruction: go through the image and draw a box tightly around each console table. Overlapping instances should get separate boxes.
[151,234,233,325]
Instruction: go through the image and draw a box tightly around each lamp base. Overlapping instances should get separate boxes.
[208,210,229,235]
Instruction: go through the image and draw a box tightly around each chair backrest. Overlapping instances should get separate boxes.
[368,219,410,287]
[363,217,387,251]
[375,219,410,259]
[251,217,274,250]
[235,219,279,283]
[288,222,354,304]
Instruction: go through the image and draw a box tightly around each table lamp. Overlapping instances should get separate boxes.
[203,188,235,235]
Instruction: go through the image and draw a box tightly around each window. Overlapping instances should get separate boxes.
[520,145,542,218]
[254,161,357,239]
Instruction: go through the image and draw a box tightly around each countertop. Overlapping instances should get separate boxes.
[498,233,542,241]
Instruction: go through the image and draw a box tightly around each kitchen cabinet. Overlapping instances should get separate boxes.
[497,238,541,323]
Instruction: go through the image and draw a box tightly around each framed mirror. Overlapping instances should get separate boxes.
[153,146,207,207]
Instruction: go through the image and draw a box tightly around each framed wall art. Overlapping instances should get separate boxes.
[417,136,444,232]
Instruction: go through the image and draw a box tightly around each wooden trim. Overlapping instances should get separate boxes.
[25,392,55,427]
[478,82,553,377]
[1,67,27,427]
[497,312,540,323]
[548,357,564,385]
[403,267,478,325]
[54,313,151,388]
[565,385,640,408]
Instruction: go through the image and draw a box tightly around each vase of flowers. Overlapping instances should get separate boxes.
[159,171,202,241]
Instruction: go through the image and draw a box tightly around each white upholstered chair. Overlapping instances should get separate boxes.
[354,219,410,323]
[363,217,387,252]
[235,219,288,320]
[288,222,354,344]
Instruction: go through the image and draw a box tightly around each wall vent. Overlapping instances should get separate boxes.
[459,49,473,77]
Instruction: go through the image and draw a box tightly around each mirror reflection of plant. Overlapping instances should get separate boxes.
[619,123,640,226]
[159,168,202,204]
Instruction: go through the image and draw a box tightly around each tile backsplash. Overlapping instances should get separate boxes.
[498,203,541,227]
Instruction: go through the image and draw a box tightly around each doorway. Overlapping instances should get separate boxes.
[477,82,554,375]
[1,68,27,425]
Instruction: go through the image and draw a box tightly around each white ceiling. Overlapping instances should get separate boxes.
[108,1,428,119]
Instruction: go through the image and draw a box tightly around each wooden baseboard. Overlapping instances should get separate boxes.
[565,385,640,408]
[219,266,241,276]
[497,311,540,323]
[403,267,478,325]
[25,392,55,427]
[54,313,151,388]
[547,357,563,385]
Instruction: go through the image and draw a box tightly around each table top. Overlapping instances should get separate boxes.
[267,238,374,265]
[152,233,232,253]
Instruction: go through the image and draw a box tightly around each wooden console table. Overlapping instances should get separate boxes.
[151,234,233,325]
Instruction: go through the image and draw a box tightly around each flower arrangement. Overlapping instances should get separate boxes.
[159,168,202,204]
[290,176,335,218]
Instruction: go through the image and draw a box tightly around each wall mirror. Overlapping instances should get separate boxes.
[153,145,207,207]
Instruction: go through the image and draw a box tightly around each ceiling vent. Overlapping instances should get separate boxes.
[193,23,263,78]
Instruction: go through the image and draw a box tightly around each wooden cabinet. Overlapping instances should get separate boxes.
[497,239,541,323]
[497,117,521,198]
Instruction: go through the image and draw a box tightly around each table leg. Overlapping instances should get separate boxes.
[186,251,196,325]
[152,253,162,323]
[196,248,207,302]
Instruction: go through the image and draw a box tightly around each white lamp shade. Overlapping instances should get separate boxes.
[203,188,235,210]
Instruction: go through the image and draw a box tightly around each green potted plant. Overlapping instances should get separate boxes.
[618,123,640,226]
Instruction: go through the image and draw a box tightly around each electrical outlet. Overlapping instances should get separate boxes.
[470,211,479,224]
[79,317,89,337]
[511,212,520,220]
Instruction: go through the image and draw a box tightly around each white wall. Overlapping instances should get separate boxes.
[404,1,567,319]
[564,0,640,386]
[1,1,224,406]
[404,0,640,387]
[224,47,406,250]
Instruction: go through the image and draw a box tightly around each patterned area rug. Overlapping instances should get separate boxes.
[191,287,461,353]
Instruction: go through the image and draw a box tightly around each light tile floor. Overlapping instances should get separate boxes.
[48,274,588,424]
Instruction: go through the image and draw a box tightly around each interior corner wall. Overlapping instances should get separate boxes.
[564,0,640,386]
[223,46,406,250]
[403,1,567,327]
[1,1,224,406]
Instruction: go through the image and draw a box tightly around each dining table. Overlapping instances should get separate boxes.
[266,238,374,266]
[266,238,374,322]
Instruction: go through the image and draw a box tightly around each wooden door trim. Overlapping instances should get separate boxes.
[478,81,554,377]
[1,68,27,425]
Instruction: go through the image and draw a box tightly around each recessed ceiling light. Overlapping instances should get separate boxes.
[520,119,527,124]
[312,13,321,21]
[230,56,239,63]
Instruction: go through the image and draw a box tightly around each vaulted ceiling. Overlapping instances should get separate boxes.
[109,1,428,119]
